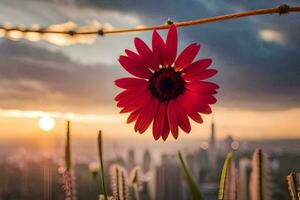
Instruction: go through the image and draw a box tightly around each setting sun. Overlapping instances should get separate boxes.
[38,116,56,131]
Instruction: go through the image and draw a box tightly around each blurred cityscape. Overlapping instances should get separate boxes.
[0,121,299,200]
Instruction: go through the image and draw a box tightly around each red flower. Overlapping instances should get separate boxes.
[115,25,219,140]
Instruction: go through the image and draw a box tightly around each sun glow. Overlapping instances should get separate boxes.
[38,116,56,131]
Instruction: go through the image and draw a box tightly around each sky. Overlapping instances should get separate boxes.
[0,0,299,142]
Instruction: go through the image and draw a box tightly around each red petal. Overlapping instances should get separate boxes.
[184,69,218,81]
[134,37,159,70]
[117,90,151,113]
[115,91,125,102]
[190,93,217,105]
[125,49,142,60]
[186,82,219,94]
[187,81,219,89]
[115,89,146,102]
[152,30,166,66]
[182,58,212,77]
[189,111,203,123]
[196,104,212,114]
[174,100,191,133]
[119,56,152,79]
[175,43,200,71]
[182,90,217,105]
[117,90,151,108]
[164,25,177,66]
[162,118,170,141]
[177,94,203,124]
[134,98,159,133]
[115,78,148,90]
[119,100,151,113]
[167,100,179,139]
[127,109,140,124]
[177,91,214,123]
[152,102,167,140]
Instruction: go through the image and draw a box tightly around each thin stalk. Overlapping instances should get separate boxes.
[98,131,108,200]
[65,120,71,171]
[178,151,204,200]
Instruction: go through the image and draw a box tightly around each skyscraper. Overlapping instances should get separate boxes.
[127,149,136,171]
[209,118,216,149]
[239,158,252,200]
[142,149,151,173]
[155,155,184,200]
[208,118,217,180]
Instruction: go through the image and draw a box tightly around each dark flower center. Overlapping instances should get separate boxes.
[149,67,185,102]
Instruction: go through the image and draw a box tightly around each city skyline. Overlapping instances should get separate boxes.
[0,0,299,141]
[1,119,298,200]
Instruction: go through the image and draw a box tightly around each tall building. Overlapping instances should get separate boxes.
[208,118,217,180]
[155,155,184,200]
[142,149,151,173]
[238,158,252,200]
[224,135,234,153]
[197,149,210,183]
[209,118,216,149]
[127,149,136,171]
[141,149,152,200]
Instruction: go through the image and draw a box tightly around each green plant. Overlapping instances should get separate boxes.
[218,152,237,200]
[63,131,299,200]
[62,120,77,200]
[98,130,108,200]
[178,151,204,200]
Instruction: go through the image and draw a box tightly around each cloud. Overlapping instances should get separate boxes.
[259,29,286,45]
[0,39,122,113]
[0,108,121,123]
[0,0,145,65]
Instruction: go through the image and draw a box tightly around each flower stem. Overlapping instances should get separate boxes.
[65,120,71,171]
[178,151,204,200]
[98,130,108,200]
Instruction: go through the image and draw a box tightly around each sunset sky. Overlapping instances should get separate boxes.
[0,0,299,141]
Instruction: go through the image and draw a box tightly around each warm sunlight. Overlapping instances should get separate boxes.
[0,1,299,199]
[38,116,56,131]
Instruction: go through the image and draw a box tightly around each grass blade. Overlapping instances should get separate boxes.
[98,130,108,200]
[218,152,237,200]
[178,151,204,200]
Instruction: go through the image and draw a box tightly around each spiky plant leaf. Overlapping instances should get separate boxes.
[130,166,141,186]
[286,172,300,200]
[178,151,204,200]
[218,152,237,200]
[98,131,108,200]
[110,164,129,200]
[130,166,142,200]
[249,149,271,200]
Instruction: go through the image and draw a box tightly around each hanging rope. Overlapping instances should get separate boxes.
[0,4,299,37]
